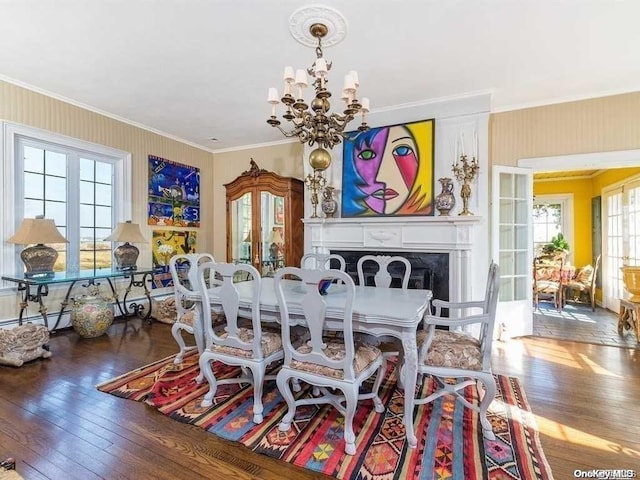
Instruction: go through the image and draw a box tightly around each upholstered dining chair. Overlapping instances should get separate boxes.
[356,254,411,288]
[356,255,412,363]
[414,262,500,440]
[274,267,386,455]
[533,254,564,311]
[169,253,216,371]
[300,252,346,272]
[563,254,601,311]
[197,261,284,424]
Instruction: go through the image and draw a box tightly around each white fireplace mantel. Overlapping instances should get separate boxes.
[303,216,483,305]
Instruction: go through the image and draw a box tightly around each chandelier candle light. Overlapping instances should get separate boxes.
[267,7,370,218]
[452,131,480,216]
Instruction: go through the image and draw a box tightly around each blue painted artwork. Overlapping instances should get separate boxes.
[148,155,200,227]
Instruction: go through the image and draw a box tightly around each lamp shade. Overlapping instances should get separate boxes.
[7,216,68,245]
[6,216,68,278]
[270,228,284,244]
[104,221,146,243]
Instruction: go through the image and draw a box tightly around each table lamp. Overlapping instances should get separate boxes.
[7,215,68,278]
[269,228,284,259]
[104,221,147,271]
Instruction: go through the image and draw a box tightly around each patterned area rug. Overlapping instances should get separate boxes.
[97,349,553,480]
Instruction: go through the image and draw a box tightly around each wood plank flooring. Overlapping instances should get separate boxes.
[1,319,639,479]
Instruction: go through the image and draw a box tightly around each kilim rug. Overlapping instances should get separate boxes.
[97,349,554,480]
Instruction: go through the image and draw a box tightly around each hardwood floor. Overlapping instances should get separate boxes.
[1,319,639,479]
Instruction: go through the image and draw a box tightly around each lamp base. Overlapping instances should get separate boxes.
[24,271,56,279]
[21,244,58,278]
[114,265,138,272]
[113,243,140,271]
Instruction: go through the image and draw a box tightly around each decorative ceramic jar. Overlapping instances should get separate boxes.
[71,284,114,338]
[321,186,338,218]
[435,177,456,216]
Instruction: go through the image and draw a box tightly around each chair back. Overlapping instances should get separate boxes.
[274,267,357,381]
[356,254,411,288]
[480,262,500,359]
[592,254,602,289]
[300,253,346,272]
[198,262,264,358]
[169,253,215,317]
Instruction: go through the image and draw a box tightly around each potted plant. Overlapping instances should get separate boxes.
[541,233,570,256]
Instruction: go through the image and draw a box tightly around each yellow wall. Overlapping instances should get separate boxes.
[591,167,640,193]
[534,178,592,267]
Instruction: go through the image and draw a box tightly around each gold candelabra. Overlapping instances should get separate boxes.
[452,154,480,216]
[305,170,327,219]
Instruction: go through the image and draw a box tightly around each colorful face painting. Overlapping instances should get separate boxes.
[342,119,434,217]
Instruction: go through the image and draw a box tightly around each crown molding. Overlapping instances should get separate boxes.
[0,74,216,154]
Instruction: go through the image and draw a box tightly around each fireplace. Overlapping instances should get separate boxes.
[331,250,449,302]
[303,216,483,315]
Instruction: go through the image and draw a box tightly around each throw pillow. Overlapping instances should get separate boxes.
[576,264,594,285]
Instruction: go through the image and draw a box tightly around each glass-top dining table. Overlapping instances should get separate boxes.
[198,277,432,448]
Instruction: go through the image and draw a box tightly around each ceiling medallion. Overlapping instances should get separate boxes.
[288,5,348,47]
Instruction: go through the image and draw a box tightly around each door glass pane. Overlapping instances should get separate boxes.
[260,192,285,276]
[230,192,251,264]
[497,170,531,303]
[499,173,513,197]
[628,185,640,264]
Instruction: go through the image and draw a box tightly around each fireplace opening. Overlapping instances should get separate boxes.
[330,250,449,303]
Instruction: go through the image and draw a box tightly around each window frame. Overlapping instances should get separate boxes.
[1,121,132,292]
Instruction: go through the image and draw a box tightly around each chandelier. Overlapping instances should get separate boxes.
[266,16,370,174]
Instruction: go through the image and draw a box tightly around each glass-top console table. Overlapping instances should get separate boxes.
[2,268,155,332]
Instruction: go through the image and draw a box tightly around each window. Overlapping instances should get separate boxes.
[533,203,562,252]
[533,194,573,257]
[1,122,131,280]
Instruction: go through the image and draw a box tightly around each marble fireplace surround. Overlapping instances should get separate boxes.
[303,216,482,309]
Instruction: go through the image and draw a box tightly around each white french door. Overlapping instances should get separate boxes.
[603,179,640,313]
[492,166,534,338]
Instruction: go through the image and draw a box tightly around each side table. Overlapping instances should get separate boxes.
[618,298,640,342]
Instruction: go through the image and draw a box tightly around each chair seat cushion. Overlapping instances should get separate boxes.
[177,311,225,328]
[210,327,282,358]
[177,310,196,326]
[417,329,482,371]
[565,280,588,291]
[535,280,560,293]
[290,341,381,379]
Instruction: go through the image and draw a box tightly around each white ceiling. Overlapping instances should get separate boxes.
[1,0,640,153]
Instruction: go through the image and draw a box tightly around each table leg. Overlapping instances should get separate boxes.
[51,280,78,332]
[109,272,153,322]
[401,330,418,449]
[618,306,627,334]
